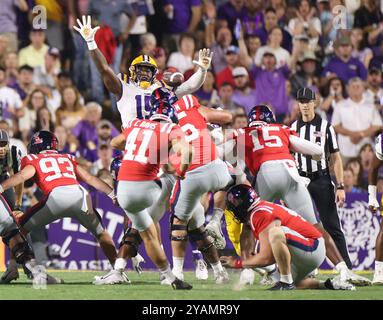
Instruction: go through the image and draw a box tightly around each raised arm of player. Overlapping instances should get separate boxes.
[198,106,233,125]
[0,165,36,193]
[73,15,122,99]
[76,165,114,196]
[289,135,322,160]
[174,49,213,98]
[368,155,382,212]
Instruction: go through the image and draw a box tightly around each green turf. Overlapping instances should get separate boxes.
[0,270,382,300]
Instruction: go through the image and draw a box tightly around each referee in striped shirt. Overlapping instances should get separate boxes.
[291,87,352,268]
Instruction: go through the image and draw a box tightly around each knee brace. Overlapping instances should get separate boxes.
[170,214,188,242]
[11,240,34,265]
[119,227,142,256]
[188,227,214,252]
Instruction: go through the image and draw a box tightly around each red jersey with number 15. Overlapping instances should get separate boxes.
[173,95,217,171]
[21,152,79,196]
[118,118,184,181]
[233,123,297,176]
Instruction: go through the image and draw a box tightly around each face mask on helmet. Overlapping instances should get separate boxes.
[132,64,157,89]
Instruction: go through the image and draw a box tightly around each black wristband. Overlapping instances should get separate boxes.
[337,183,344,190]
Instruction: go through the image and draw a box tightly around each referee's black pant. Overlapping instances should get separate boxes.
[307,175,352,269]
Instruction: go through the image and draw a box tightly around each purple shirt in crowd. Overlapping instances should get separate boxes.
[72,120,119,162]
[217,1,248,33]
[232,89,257,114]
[251,65,290,116]
[0,0,18,33]
[164,0,201,34]
[322,56,367,83]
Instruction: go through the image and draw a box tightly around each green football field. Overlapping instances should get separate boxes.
[0,270,383,300]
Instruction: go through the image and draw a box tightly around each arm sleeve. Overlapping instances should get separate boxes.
[289,135,322,156]
[174,68,206,98]
[326,124,339,153]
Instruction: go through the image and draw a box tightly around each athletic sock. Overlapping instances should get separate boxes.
[211,261,224,275]
[280,274,293,284]
[172,257,184,274]
[159,265,176,282]
[114,258,127,271]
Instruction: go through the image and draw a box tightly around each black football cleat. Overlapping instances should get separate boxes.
[268,281,296,291]
[171,278,193,290]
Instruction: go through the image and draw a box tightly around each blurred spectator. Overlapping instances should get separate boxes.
[216,45,240,89]
[353,0,382,36]
[0,36,9,67]
[217,82,244,114]
[0,0,28,52]
[242,0,264,36]
[254,7,292,51]
[16,0,35,49]
[345,157,364,189]
[359,141,374,182]
[332,77,382,162]
[153,47,167,79]
[0,66,23,126]
[232,113,248,129]
[364,67,383,111]
[206,27,233,74]
[288,0,322,51]
[232,67,257,113]
[351,27,373,69]
[34,106,55,133]
[255,27,291,66]
[377,176,383,193]
[10,64,35,100]
[72,102,118,162]
[238,33,262,67]
[140,33,158,56]
[0,119,27,155]
[320,76,346,118]
[167,33,196,73]
[194,70,219,107]
[322,35,368,84]
[269,0,287,24]
[250,51,291,121]
[4,52,19,87]
[55,125,77,155]
[56,86,86,130]
[90,143,113,176]
[344,168,363,193]
[18,29,49,68]
[290,50,318,97]
[163,0,202,52]
[33,47,61,97]
[217,0,248,33]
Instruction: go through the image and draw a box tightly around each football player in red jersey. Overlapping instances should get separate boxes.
[110,102,193,290]
[221,184,355,291]
[0,131,118,274]
[225,104,371,286]
[152,88,234,284]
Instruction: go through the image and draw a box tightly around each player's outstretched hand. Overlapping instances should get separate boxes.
[220,256,236,268]
[193,48,213,71]
[73,15,100,43]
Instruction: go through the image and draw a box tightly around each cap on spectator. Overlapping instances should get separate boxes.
[0,130,9,143]
[225,45,240,55]
[31,27,45,33]
[98,120,112,130]
[299,50,318,63]
[153,47,165,59]
[48,47,60,58]
[232,67,248,77]
[296,87,316,102]
[335,35,351,47]
[369,66,382,75]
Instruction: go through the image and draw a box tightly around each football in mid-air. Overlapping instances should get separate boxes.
[162,67,184,88]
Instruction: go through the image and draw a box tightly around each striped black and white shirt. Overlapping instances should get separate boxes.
[291,115,339,173]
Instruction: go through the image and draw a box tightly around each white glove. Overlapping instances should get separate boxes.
[73,15,100,50]
[132,253,146,274]
[193,48,213,71]
[239,268,255,285]
[368,185,380,212]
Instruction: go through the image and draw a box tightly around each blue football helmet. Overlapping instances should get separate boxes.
[226,184,260,223]
[28,130,58,154]
[110,155,123,181]
[149,87,179,123]
[247,104,276,127]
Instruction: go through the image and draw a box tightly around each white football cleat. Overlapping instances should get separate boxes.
[343,270,371,286]
[239,268,255,285]
[160,269,184,286]
[326,276,356,290]
[215,269,230,284]
[372,270,383,285]
[195,259,208,280]
[206,219,226,250]
[93,269,131,285]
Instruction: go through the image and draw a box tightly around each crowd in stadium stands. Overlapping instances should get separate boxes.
[1,0,383,198]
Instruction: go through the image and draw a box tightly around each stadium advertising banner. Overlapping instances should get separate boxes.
[0,192,381,271]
